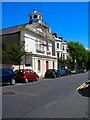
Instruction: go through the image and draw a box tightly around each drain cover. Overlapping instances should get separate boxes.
[3,92,15,95]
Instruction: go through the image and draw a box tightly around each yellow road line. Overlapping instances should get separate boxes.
[76,82,86,92]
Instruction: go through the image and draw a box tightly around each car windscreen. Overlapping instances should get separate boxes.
[17,70,24,73]
[58,70,62,72]
[14,70,19,73]
[47,70,53,73]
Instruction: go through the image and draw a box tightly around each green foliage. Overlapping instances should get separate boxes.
[87,51,90,70]
[60,59,67,69]
[67,41,88,69]
[2,41,27,66]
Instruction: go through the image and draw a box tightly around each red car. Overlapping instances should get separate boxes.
[15,69,39,83]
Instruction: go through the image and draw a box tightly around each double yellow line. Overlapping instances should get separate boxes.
[76,80,90,92]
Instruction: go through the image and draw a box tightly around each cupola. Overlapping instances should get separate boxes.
[28,8,42,24]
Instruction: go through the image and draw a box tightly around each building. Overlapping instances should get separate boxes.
[1,9,57,78]
[52,32,68,69]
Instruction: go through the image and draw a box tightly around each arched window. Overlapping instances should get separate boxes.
[34,15,37,18]
[38,60,40,71]
[30,16,32,19]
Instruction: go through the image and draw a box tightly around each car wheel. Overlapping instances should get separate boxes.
[10,78,16,85]
[54,74,56,78]
[25,78,29,83]
[35,77,39,81]
[67,73,69,76]
[58,74,60,77]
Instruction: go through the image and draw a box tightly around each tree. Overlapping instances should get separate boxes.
[86,50,90,70]
[67,41,88,69]
[2,40,27,69]
[60,59,67,69]
[67,41,78,69]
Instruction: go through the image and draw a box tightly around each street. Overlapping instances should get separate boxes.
[2,72,88,118]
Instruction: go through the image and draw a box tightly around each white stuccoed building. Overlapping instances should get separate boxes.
[52,33,68,69]
[2,9,57,78]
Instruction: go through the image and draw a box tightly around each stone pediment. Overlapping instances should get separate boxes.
[26,23,54,41]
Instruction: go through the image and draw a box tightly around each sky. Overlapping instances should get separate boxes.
[2,2,88,48]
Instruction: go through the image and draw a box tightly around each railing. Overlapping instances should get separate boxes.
[36,49,45,54]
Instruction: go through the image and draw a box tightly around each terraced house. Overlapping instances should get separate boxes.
[1,9,57,78]
[52,33,68,69]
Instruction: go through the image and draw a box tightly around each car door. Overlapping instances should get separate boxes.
[2,69,8,83]
[25,70,31,81]
[6,69,15,82]
[30,70,35,80]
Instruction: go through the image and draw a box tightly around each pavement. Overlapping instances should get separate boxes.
[2,72,89,118]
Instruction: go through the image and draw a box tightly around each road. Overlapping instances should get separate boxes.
[2,72,88,118]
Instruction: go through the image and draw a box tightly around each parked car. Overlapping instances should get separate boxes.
[45,69,59,78]
[0,68,16,85]
[71,69,77,74]
[76,80,90,97]
[15,69,39,83]
[58,69,66,77]
[75,69,81,74]
[81,69,86,73]
[64,69,71,75]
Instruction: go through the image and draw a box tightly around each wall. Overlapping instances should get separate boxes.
[2,32,20,64]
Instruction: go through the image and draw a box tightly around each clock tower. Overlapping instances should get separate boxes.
[28,8,42,24]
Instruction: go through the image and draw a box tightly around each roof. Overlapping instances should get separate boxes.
[0,23,28,35]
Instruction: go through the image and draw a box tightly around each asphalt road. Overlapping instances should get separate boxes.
[2,72,88,118]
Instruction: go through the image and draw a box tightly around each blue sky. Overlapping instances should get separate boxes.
[2,2,88,48]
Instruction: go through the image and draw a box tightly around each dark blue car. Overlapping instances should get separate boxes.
[0,68,16,85]
[58,69,66,77]
[75,69,81,74]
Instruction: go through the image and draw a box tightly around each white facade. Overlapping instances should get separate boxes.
[16,9,57,78]
[53,37,68,60]
[52,36,68,69]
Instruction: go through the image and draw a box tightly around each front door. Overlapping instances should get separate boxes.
[46,61,48,71]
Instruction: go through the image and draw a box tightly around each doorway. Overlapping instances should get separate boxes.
[46,61,48,71]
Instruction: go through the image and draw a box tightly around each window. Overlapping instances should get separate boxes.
[63,54,65,59]
[18,70,23,73]
[63,46,64,50]
[2,69,7,74]
[38,60,40,71]
[6,69,13,74]
[34,15,37,19]
[57,53,59,58]
[61,54,62,59]
[30,16,32,19]
[57,43,59,48]
[31,70,35,74]
[0,70,2,74]
[25,70,30,73]
[60,44,62,50]
[53,61,54,69]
